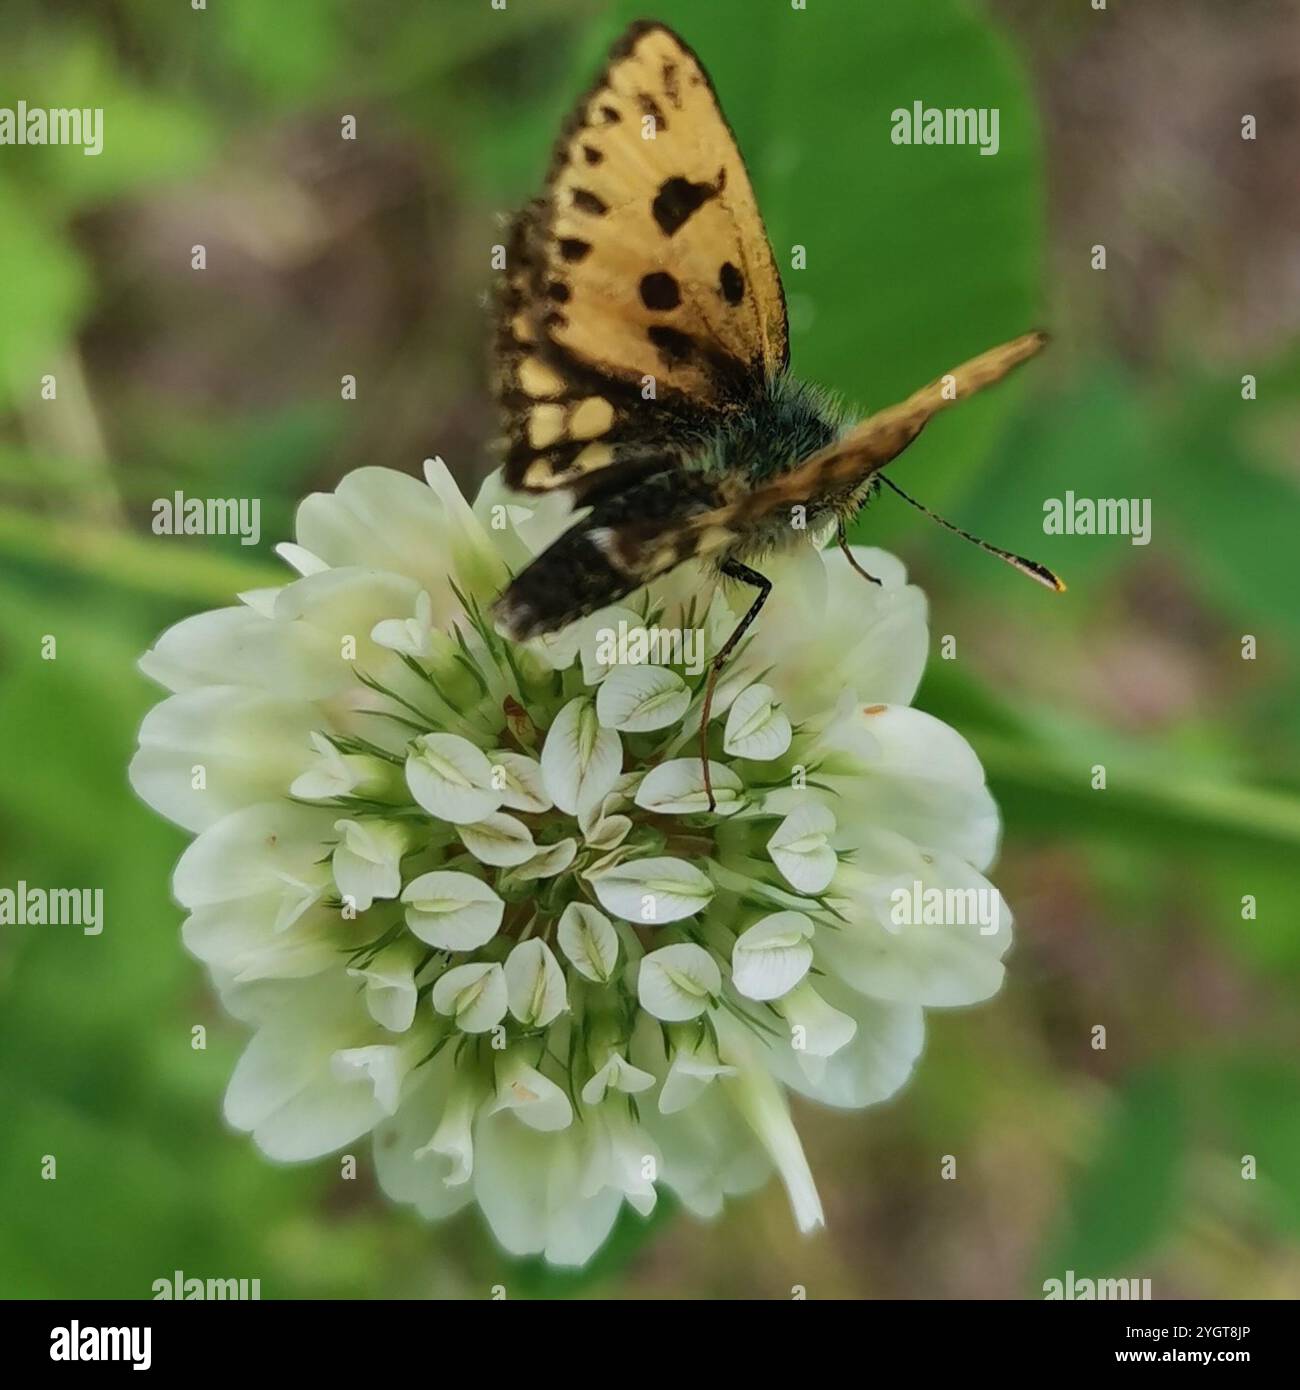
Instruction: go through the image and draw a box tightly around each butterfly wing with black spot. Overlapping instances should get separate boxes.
[494,19,789,497]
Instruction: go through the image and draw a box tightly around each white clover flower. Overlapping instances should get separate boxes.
[130,457,1012,1266]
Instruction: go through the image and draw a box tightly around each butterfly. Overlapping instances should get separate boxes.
[489,19,1063,806]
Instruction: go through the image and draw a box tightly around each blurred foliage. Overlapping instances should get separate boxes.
[0,0,1298,1299]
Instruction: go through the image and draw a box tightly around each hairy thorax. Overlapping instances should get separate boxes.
[694,372,869,566]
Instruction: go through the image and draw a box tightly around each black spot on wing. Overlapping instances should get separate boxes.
[661,61,681,108]
[638,93,667,133]
[648,325,695,365]
[652,170,725,236]
[546,281,571,303]
[572,188,608,216]
[719,261,745,305]
[639,272,681,310]
[558,237,592,263]
[582,144,603,165]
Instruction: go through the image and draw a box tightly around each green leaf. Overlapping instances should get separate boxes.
[1037,1069,1184,1284]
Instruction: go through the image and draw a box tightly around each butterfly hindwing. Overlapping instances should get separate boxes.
[495,20,788,496]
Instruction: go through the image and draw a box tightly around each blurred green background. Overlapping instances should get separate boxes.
[2,0,1298,1299]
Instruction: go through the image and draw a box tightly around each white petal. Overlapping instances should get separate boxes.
[172,802,334,912]
[128,687,321,833]
[430,961,508,1033]
[579,1107,659,1216]
[504,939,568,1027]
[723,1064,823,1233]
[505,838,578,883]
[658,1029,736,1114]
[402,870,504,951]
[539,696,622,816]
[582,811,633,851]
[724,683,792,761]
[271,567,424,685]
[578,606,645,685]
[416,1068,481,1187]
[406,733,502,825]
[457,812,537,867]
[581,1051,656,1105]
[138,604,342,698]
[747,542,929,721]
[633,758,745,816]
[763,975,924,1110]
[595,665,690,732]
[815,704,1000,872]
[487,751,552,813]
[589,855,715,925]
[372,1059,477,1219]
[183,896,344,984]
[330,1043,409,1116]
[731,911,815,1001]
[766,802,838,895]
[557,903,620,984]
[777,980,857,1058]
[638,943,721,1022]
[347,941,421,1032]
[818,834,1012,1006]
[491,1052,573,1132]
[223,984,396,1161]
[472,1113,616,1263]
[472,468,576,568]
[639,1086,768,1219]
[276,541,329,576]
[331,817,408,911]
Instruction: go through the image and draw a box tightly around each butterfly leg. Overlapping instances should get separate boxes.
[837,523,882,586]
[700,559,771,812]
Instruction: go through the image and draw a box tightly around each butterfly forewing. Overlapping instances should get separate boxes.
[495,20,789,495]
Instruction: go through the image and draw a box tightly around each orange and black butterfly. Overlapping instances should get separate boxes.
[489,20,1062,802]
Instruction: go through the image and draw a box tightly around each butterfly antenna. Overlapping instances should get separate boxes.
[878,474,1066,592]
